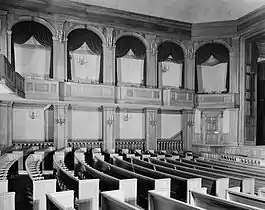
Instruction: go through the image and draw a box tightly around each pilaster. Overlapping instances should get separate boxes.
[182,110,195,151]
[53,23,67,81]
[145,108,158,150]
[54,104,68,149]
[231,36,240,93]
[103,107,115,152]
[0,101,13,147]
[0,10,8,57]
[238,37,246,146]
[145,34,157,88]
[184,41,195,90]
[103,27,115,85]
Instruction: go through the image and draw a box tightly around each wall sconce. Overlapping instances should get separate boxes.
[56,118,66,126]
[123,109,132,121]
[161,63,169,73]
[149,114,157,126]
[106,114,114,125]
[76,55,88,66]
[187,116,195,127]
[28,111,40,120]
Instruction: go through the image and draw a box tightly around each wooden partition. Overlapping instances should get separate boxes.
[0,192,15,210]
[101,190,142,210]
[46,191,75,210]
[148,190,204,210]
[54,153,100,210]
[26,154,56,210]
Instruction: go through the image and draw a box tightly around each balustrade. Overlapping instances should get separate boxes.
[157,139,183,152]
[115,140,146,152]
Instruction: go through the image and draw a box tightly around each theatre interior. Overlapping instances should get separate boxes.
[2,0,265,209]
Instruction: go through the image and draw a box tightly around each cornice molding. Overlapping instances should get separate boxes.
[1,0,191,40]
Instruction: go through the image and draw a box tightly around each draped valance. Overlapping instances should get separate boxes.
[196,43,229,65]
[157,42,184,63]
[115,36,146,59]
[195,43,230,93]
[67,29,103,82]
[11,21,53,78]
[115,36,146,86]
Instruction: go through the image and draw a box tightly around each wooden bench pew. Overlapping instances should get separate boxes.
[0,146,17,156]
[148,190,205,210]
[54,153,99,210]
[46,190,75,210]
[34,146,55,171]
[0,153,18,180]
[149,157,250,196]
[113,156,202,204]
[101,190,143,210]
[74,152,140,209]
[0,192,15,210]
[130,157,229,198]
[180,158,265,193]
[163,158,255,194]
[190,189,263,210]
[92,155,170,209]
[12,146,39,171]
[197,158,265,175]
[226,187,265,209]
[25,154,56,210]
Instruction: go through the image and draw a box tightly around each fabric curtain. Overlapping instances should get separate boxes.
[195,43,229,93]
[157,41,184,63]
[115,36,146,86]
[67,29,103,82]
[11,21,53,78]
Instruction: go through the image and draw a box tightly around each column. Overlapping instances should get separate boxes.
[103,27,115,85]
[182,110,195,151]
[184,42,195,90]
[0,10,8,57]
[238,37,246,146]
[54,104,68,149]
[145,109,158,150]
[53,28,67,81]
[145,35,157,88]
[231,37,240,93]
[103,107,115,152]
[0,101,13,147]
[6,30,12,63]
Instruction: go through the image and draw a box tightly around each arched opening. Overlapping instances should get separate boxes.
[157,41,184,88]
[115,36,146,87]
[195,43,230,94]
[11,21,53,79]
[67,29,103,83]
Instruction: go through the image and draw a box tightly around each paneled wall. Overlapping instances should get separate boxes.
[160,113,182,140]
[68,107,102,141]
[13,104,45,142]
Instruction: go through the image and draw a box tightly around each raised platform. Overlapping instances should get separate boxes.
[192,144,265,159]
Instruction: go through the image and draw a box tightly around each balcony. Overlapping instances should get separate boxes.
[163,88,194,109]
[24,78,59,100]
[59,82,115,102]
[0,55,25,97]
[196,93,239,109]
[116,86,162,105]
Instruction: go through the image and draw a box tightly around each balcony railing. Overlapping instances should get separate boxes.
[0,55,25,97]
[115,139,146,152]
[163,88,194,109]
[196,93,239,109]
[24,77,59,100]
[60,82,115,102]
[116,86,162,105]
[157,139,183,152]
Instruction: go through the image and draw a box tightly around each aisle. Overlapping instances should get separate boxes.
[8,175,33,210]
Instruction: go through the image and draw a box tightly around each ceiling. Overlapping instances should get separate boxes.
[70,0,265,23]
